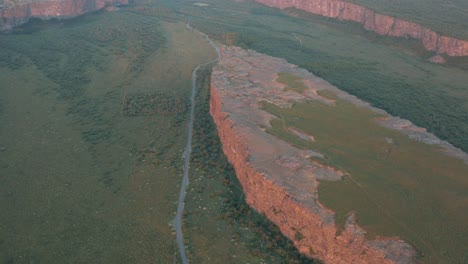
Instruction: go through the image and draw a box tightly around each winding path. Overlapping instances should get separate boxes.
[173,23,220,264]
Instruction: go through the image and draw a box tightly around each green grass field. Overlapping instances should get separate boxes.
[277,73,308,93]
[261,84,468,264]
[0,11,215,263]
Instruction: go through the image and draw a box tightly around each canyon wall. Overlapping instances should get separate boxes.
[0,0,128,31]
[210,46,417,264]
[254,0,468,57]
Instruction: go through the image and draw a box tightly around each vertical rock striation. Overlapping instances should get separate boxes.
[210,46,417,264]
[0,0,128,31]
[253,0,468,57]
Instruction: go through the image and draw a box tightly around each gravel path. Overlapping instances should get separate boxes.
[173,23,220,264]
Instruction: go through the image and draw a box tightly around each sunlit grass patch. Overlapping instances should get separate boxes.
[276,72,307,93]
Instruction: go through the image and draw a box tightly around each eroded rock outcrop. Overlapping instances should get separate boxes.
[0,0,127,31]
[210,46,419,263]
[253,0,468,57]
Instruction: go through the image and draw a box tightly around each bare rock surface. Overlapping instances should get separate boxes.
[210,45,468,263]
[429,55,446,64]
[288,127,316,142]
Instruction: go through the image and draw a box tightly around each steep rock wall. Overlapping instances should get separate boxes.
[209,46,417,263]
[254,0,468,57]
[210,86,414,264]
[0,0,128,31]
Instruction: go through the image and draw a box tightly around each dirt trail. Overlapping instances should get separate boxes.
[173,23,220,264]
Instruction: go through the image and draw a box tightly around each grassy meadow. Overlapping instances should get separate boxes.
[0,11,216,263]
[277,73,308,93]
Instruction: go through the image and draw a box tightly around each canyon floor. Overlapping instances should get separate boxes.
[0,13,217,262]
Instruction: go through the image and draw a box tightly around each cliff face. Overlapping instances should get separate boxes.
[0,0,128,31]
[210,46,417,264]
[254,0,468,57]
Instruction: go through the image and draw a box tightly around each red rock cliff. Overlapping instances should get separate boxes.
[210,46,416,264]
[253,0,468,57]
[0,0,128,31]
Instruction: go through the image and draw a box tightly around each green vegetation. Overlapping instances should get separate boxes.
[123,92,188,116]
[277,72,308,93]
[343,0,468,39]
[261,88,468,264]
[184,66,319,263]
[2,12,166,99]
[0,12,214,263]
[445,55,468,70]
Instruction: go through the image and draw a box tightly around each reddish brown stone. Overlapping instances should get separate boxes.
[429,55,446,64]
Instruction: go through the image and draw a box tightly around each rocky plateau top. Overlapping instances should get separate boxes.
[210,45,468,263]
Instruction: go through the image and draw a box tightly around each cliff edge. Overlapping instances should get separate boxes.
[0,0,128,31]
[210,46,419,264]
[253,0,468,57]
